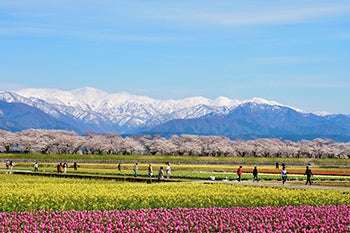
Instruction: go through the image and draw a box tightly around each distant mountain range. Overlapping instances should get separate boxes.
[1,87,350,141]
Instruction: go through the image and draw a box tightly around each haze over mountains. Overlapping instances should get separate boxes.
[0,87,349,141]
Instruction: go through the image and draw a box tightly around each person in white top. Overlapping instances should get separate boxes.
[166,162,171,178]
[281,165,287,185]
[63,162,68,173]
[34,162,39,172]
[148,164,153,177]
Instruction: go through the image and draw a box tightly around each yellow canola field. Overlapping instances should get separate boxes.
[0,174,349,212]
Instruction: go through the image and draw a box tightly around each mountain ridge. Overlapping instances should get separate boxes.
[140,102,350,141]
[1,87,350,141]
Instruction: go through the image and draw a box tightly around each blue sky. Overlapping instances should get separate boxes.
[1,1,350,114]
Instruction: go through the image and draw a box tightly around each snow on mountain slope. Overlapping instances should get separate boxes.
[242,97,303,113]
[0,90,33,104]
[213,96,240,107]
[4,87,350,141]
[16,87,245,127]
[18,88,92,109]
[0,90,63,118]
[5,87,317,134]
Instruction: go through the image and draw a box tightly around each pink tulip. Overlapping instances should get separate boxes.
[0,205,349,232]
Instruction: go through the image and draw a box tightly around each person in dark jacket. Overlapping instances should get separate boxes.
[304,165,313,185]
[253,166,259,182]
[73,162,79,171]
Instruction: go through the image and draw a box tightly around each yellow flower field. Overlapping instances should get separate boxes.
[0,174,349,212]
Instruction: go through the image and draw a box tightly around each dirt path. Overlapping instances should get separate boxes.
[5,169,350,191]
[194,179,350,191]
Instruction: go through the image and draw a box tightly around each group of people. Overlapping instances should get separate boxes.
[4,159,313,185]
[236,165,259,182]
[55,162,79,173]
[4,161,81,174]
[237,164,313,185]
[131,162,171,181]
[56,162,68,173]
[280,164,313,185]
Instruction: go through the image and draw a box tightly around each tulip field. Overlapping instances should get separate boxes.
[1,205,349,232]
[1,173,350,232]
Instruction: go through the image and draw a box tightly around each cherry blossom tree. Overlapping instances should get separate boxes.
[0,129,350,158]
[0,130,17,153]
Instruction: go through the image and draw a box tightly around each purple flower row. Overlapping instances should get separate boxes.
[1,205,349,233]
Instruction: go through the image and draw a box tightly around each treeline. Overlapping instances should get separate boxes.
[0,129,350,158]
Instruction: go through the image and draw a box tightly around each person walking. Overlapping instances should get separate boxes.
[57,163,63,173]
[304,165,313,185]
[166,162,171,178]
[281,165,287,185]
[133,162,138,177]
[73,162,79,171]
[148,164,153,177]
[158,166,164,182]
[5,160,10,174]
[34,162,39,172]
[63,162,68,173]
[117,163,121,172]
[9,161,13,173]
[237,166,243,182]
[253,166,259,182]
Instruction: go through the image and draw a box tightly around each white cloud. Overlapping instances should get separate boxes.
[0,26,57,35]
[336,33,350,40]
[145,3,350,27]
[1,1,350,42]
[0,24,183,43]
[256,56,335,64]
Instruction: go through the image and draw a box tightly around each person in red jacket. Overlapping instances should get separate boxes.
[237,166,243,182]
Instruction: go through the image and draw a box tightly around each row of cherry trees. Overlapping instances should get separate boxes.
[0,129,350,158]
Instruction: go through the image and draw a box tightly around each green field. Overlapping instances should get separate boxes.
[3,153,350,164]
[1,153,350,182]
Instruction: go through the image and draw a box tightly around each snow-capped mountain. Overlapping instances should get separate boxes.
[1,87,350,141]
[142,102,350,141]
[16,87,241,129]
[0,87,240,133]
